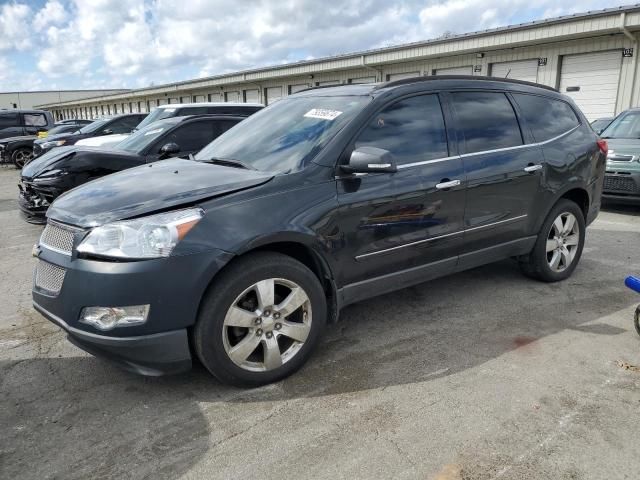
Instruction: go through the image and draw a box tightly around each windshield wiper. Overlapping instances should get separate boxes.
[199,157,256,170]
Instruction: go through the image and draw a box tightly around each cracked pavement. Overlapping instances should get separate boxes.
[1,166,639,479]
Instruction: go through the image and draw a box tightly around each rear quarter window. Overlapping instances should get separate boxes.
[512,93,579,142]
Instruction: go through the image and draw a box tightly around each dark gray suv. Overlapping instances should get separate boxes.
[31,76,606,386]
[0,110,54,139]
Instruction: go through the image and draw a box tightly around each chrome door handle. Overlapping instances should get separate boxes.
[435,179,461,190]
[524,164,542,173]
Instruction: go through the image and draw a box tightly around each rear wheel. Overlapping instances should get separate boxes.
[12,147,33,168]
[519,199,585,282]
[194,252,327,386]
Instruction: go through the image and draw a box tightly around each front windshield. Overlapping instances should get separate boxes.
[79,118,109,134]
[115,119,177,153]
[195,95,371,172]
[47,125,78,135]
[601,112,640,139]
[134,108,176,131]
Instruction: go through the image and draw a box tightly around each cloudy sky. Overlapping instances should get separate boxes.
[0,0,628,91]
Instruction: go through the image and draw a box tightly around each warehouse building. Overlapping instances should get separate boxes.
[1,89,128,112]
[37,4,640,121]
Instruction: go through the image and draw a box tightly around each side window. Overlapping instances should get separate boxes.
[162,121,215,152]
[354,94,449,164]
[212,119,240,138]
[512,94,579,142]
[107,116,141,134]
[23,113,48,127]
[0,113,19,128]
[450,91,523,154]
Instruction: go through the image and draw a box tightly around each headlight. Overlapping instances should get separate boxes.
[33,169,66,181]
[77,208,204,259]
[41,140,66,149]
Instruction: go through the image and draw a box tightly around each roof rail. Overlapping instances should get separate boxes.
[375,75,558,92]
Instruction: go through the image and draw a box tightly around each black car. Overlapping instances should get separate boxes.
[0,109,55,140]
[31,77,606,386]
[20,115,245,223]
[0,124,84,168]
[32,113,147,157]
[133,102,263,132]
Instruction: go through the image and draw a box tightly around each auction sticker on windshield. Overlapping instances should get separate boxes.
[304,109,343,121]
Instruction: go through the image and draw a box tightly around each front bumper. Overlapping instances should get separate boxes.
[34,302,192,375]
[32,234,233,376]
[602,169,640,203]
[18,180,58,224]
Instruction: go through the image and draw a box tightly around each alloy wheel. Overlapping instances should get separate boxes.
[546,212,580,272]
[222,278,312,372]
[13,149,32,168]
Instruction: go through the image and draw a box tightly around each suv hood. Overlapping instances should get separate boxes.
[47,158,274,227]
[605,138,640,157]
[35,132,81,144]
[0,135,36,144]
[21,146,132,179]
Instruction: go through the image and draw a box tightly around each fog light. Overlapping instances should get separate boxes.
[79,305,150,331]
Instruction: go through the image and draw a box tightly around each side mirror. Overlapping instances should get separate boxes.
[102,128,113,135]
[159,142,180,158]
[341,146,397,174]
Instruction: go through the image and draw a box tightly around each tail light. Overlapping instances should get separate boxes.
[596,139,608,156]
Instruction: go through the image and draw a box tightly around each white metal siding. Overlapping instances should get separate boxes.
[194,95,206,103]
[265,86,283,105]
[387,72,420,81]
[435,66,473,75]
[350,76,376,84]
[559,50,622,120]
[490,59,539,82]
[244,89,260,103]
[225,91,240,102]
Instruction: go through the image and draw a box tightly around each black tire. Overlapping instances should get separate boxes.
[519,199,586,282]
[12,147,32,169]
[634,306,640,337]
[194,252,327,387]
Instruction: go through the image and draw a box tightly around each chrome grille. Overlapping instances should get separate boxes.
[604,175,639,194]
[34,260,66,295]
[40,222,76,255]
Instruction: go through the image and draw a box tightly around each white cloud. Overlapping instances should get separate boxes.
[0,3,32,51]
[0,0,627,90]
[33,1,68,32]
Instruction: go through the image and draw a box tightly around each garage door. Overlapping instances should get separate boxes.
[491,59,539,83]
[435,66,473,75]
[225,91,240,102]
[289,84,310,94]
[265,86,283,105]
[244,89,260,103]
[386,71,420,81]
[350,76,376,84]
[559,51,621,121]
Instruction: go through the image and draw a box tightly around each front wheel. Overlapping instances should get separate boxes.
[12,147,33,168]
[194,252,327,386]
[519,199,586,282]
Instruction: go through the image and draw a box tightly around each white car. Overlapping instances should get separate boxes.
[75,133,130,148]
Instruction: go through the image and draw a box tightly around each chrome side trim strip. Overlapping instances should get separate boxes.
[397,155,460,170]
[392,125,581,170]
[355,214,528,260]
[355,229,463,260]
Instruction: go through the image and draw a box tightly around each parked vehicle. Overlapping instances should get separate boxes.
[20,115,246,222]
[31,77,606,386]
[624,276,640,336]
[32,113,147,157]
[134,102,263,132]
[591,117,614,135]
[600,109,640,203]
[0,110,54,140]
[38,120,88,139]
[75,133,131,148]
[1,124,87,168]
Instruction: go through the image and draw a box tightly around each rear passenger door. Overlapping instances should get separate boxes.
[22,113,49,135]
[0,113,23,139]
[447,90,544,263]
[336,93,466,294]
